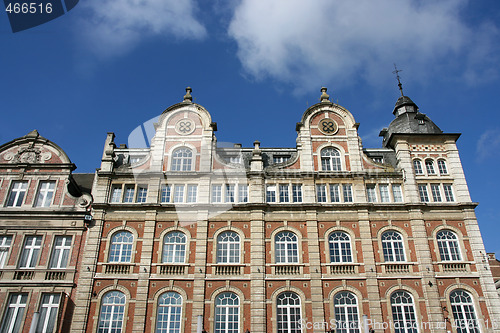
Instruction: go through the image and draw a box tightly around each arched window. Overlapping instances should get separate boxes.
[450,290,480,333]
[436,230,461,261]
[413,160,423,175]
[109,231,133,263]
[156,292,182,333]
[381,231,405,262]
[321,147,342,171]
[217,231,240,264]
[98,291,126,333]
[171,147,193,171]
[162,232,186,263]
[275,232,298,264]
[276,292,302,333]
[390,291,418,333]
[425,159,436,175]
[329,232,353,263]
[214,292,239,333]
[334,292,360,333]
[437,160,448,175]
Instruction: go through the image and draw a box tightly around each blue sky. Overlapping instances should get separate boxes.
[1,0,500,254]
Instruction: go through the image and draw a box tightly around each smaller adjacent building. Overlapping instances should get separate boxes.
[487,253,500,298]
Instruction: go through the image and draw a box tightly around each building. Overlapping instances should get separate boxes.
[1,87,499,333]
[487,253,500,299]
[0,130,92,332]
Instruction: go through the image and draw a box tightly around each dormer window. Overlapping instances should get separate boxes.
[273,155,291,164]
[321,148,342,171]
[171,147,193,171]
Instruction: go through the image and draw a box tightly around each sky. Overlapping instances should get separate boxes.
[1,0,500,253]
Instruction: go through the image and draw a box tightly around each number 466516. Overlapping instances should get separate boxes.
[5,2,53,14]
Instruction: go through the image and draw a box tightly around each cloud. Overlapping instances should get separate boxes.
[476,129,500,162]
[78,0,207,57]
[227,0,500,91]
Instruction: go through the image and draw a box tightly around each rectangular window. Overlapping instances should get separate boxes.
[292,185,302,203]
[379,184,390,203]
[330,184,340,202]
[0,293,27,333]
[229,155,241,164]
[366,185,377,202]
[225,184,235,203]
[0,236,12,268]
[273,155,290,164]
[430,184,442,202]
[418,184,429,202]
[49,236,72,269]
[443,184,455,202]
[266,185,276,203]
[343,184,353,202]
[173,185,184,203]
[187,185,197,203]
[123,185,135,203]
[392,184,403,203]
[316,185,327,202]
[279,185,289,203]
[34,181,56,207]
[37,293,61,333]
[6,181,28,207]
[160,185,171,203]
[212,185,222,203]
[110,185,122,203]
[19,236,42,268]
[238,184,248,203]
[136,186,147,203]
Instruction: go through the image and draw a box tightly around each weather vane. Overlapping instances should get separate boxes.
[392,64,404,96]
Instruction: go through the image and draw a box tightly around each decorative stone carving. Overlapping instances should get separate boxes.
[6,146,51,164]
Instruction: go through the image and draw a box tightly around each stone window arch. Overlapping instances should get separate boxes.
[170,147,193,171]
[321,147,342,171]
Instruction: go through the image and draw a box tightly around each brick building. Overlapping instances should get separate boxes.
[1,87,500,333]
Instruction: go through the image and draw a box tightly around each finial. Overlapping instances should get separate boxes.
[183,87,193,102]
[320,87,330,102]
[392,64,404,96]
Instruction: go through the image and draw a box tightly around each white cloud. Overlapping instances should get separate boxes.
[228,0,499,91]
[78,0,207,57]
[476,129,500,162]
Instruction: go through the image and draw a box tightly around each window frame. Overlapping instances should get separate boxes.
[170,147,194,172]
[97,291,126,333]
[276,291,302,333]
[216,231,241,264]
[162,231,187,264]
[413,159,423,175]
[437,159,448,175]
[108,231,134,263]
[0,235,13,268]
[37,293,62,333]
[212,183,249,203]
[5,180,28,207]
[0,293,28,333]
[34,180,56,207]
[328,231,353,263]
[49,235,72,269]
[320,147,342,171]
[214,292,240,333]
[425,159,436,175]
[449,289,481,333]
[274,231,299,264]
[333,291,361,333]
[389,290,419,333]
[18,235,43,268]
[381,230,406,263]
[436,230,462,262]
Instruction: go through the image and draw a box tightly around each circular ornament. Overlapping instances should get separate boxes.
[318,118,338,135]
[175,118,195,135]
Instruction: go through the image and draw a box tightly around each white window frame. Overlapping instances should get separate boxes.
[390,291,419,333]
[425,159,436,175]
[366,185,377,202]
[187,185,197,203]
[316,185,327,203]
[379,184,390,203]
[98,291,126,333]
[49,236,72,269]
[449,290,481,333]
[225,184,235,203]
[216,231,240,264]
[413,160,423,175]
[275,232,298,264]
[214,292,240,333]
[6,181,28,207]
[437,159,448,175]
[136,186,148,203]
[436,230,461,261]
[430,184,442,202]
[266,185,277,203]
[0,293,27,333]
[162,231,187,263]
[334,292,360,333]
[342,184,353,202]
[156,292,183,333]
[330,184,341,203]
[0,235,13,268]
[212,185,222,203]
[170,147,193,171]
[418,184,429,202]
[160,185,171,203]
[381,231,406,262]
[34,180,56,207]
[108,231,133,263]
[329,231,353,263]
[110,185,123,203]
[276,292,302,333]
[392,184,403,203]
[443,184,455,202]
[19,235,42,268]
[321,147,342,171]
[173,185,185,203]
[238,184,248,203]
[37,293,61,333]
[292,185,302,203]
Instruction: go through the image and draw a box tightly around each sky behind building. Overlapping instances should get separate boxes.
[2,0,500,253]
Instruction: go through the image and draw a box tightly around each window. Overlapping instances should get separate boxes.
[228,155,241,164]
[381,231,405,262]
[98,291,125,333]
[225,185,235,203]
[37,293,60,333]
[275,232,298,264]
[171,147,193,171]
[109,231,133,263]
[156,292,182,333]
[443,184,455,202]
[379,184,390,203]
[238,185,248,203]
[292,185,302,203]
[430,184,442,202]
[123,185,135,203]
[330,184,340,202]
[173,185,184,203]
[212,184,248,203]
[279,185,289,203]
[34,181,56,207]
[334,292,360,333]
[0,236,12,268]
[273,155,291,164]
[187,185,197,203]
[6,181,28,207]
[266,186,277,203]
[276,292,301,333]
[0,293,27,333]
[136,186,147,203]
[418,184,429,202]
[329,232,352,263]
[214,292,239,333]
[110,185,122,203]
[316,185,327,203]
[321,147,342,171]
[413,160,423,175]
[366,185,377,202]
[450,290,480,333]
[162,232,186,263]
[49,236,72,269]
[212,185,222,203]
[390,291,418,333]
[160,185,171,203]
[425,159,436,175]
[438,160,448,175]
[19,236,42,268]
[129,156,142,164]
[217,232,240,264]
[392,184,403,203]
[437,230,461,261]
[343,184,353,202]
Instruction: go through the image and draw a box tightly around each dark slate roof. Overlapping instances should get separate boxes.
[393,95,418,115]
[72,173,95,193]
[363,149,398,168]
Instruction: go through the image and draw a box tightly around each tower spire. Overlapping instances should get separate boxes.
[392,64,404,96]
